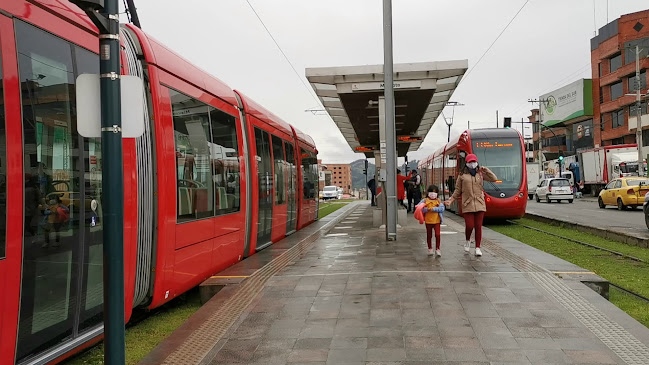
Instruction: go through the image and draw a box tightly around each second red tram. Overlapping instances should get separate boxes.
[419,128,527,219]
[0,2,319,364]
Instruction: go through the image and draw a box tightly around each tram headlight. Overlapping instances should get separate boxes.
[518,192,524,198]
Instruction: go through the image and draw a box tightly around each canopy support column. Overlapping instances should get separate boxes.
[382,0,397,241]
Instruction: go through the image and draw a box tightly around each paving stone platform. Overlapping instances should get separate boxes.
[141,201,649,365]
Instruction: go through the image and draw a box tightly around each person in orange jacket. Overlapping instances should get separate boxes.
[396,169,408,208]
[421,185,444,257]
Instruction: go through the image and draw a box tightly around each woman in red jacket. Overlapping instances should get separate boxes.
[396,169,408,208]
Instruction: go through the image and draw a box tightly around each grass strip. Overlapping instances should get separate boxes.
[65,289,201,365]
[609,287,649,328]
[519,217,649,262]
[318,202,349,219]
[487,219,649,300]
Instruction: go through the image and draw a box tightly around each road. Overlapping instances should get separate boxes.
[524,197,649,239]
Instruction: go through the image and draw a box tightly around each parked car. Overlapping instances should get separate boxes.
[535,178,574,203]
[598,177,649,210]
[322,185,338,200]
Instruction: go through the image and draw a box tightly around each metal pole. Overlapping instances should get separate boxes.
[365,160,368,201]
[125,0,142,28]
[383,0,397,241]
[635,45,644,176]
[447,125,451,142]
[100,0,125,363]
[496,110,499,128]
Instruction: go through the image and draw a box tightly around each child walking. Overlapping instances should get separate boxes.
[421,185,444,257]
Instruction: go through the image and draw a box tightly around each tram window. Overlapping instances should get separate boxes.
[472,137,523,190]
[170,89,214,222]
[271,135,286,205]
[300,148,317,199]
[0,48,5,259]
[74,46,104,332]
[209,108,240,215]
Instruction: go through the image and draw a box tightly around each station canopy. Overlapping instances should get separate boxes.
[306,61,468,157]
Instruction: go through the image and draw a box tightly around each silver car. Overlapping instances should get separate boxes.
[534,178,574,204]
[322,185,338,200]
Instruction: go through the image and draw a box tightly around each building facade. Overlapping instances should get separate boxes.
[322,163,352,194]
[591,10,649,152]
[535,79,594,161]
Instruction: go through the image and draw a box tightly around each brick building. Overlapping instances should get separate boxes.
[317,160,332,192]
[591,10,649,150]
[321,163,352,194]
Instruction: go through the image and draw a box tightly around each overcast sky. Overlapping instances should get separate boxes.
[122,0,648,163]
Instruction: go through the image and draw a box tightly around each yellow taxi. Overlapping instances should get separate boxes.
[598,177,649,210]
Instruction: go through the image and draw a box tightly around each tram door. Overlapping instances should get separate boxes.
[254,128,273,248]
[15,22,105,361]
[285,141,297,235]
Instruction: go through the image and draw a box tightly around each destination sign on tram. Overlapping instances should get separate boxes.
[475,141,514,148]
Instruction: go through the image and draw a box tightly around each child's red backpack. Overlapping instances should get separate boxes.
[57,205,70,223]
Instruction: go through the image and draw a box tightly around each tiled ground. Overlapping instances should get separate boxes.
[207,203,629,365]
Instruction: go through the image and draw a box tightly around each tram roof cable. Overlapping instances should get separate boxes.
[245,0,323,109]
[458,0,530,88]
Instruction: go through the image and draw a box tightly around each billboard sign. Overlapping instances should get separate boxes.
[572,119,594,152]
[540,79,593,127]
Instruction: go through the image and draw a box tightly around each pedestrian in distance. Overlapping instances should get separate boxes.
[444,153,497,257]
[367,177,377,206]
[406,171,413,211]
[407,169,422,212]
[421,185,444,257]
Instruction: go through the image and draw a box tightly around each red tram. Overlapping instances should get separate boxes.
[0,2,319,364]
[419,128,527,219]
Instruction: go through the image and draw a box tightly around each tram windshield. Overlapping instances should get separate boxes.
[471,137,523,191]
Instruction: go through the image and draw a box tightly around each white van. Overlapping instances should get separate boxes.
[322,185,338,200]
[527,162,540,200]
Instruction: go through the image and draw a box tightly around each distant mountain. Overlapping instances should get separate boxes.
[350,159,419,189]
[351,159,375,190]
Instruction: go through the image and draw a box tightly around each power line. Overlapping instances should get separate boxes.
[506,62,591,117]
[458,0,530,86]
[245,0,323,108]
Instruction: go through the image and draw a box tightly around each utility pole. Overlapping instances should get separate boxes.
[635,45,644,176]
[496,110,499,128]
[382,0,397,241]
[529,98,553,148]
[70,0,125,363]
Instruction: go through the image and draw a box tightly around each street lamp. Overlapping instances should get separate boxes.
[444,101,464,142]
[445,113,453,142]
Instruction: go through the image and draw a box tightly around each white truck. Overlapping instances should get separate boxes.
[542,155,577,179]
[526,162,541,200]
[579,144,641,195]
